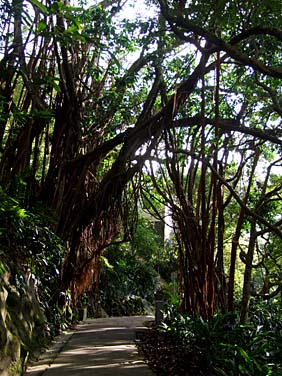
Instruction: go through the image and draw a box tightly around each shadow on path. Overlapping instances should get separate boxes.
[24,316,154,376]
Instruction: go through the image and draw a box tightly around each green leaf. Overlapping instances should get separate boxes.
[0,262,6,276]
[37,20,47,32]
[213,367,228,376]
[100,255,114,270]
[28,0,48,14]
[239,347,250,361]
[0,228,6,235]
[238,347,254,373]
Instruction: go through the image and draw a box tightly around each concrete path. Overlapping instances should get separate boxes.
[24,316,154,376]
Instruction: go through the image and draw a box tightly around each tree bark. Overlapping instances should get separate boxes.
[240,218,257,323]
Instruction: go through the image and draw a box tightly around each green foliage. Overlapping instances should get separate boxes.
[0,182,68,374]
[0,185,65,334]
[100,216,165,316]
[137,304,282,375]
[0,0,281,340]
[100,247,158,316]
[28,0,48,14]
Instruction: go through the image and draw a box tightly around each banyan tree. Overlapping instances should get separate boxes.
[1,0,281,318]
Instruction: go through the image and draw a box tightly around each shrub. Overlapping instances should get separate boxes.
[136,305,282,375]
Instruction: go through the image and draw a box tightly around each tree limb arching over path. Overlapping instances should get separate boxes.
[0,0,281,316]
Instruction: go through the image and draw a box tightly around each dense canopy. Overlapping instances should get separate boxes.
[0,0,281,317]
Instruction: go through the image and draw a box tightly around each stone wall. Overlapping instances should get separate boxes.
[0,270,48,376]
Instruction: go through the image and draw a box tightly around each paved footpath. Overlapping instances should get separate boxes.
[24,316,154,376]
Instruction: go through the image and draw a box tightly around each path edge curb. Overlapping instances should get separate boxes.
[23,328,76,376]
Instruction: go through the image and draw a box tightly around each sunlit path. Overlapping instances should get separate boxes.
[24,316,154,376]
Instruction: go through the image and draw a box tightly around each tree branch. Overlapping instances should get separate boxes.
[230,27,282,45]
[170,149,282,239]
[173,116,282,146]
[158,0,282,79]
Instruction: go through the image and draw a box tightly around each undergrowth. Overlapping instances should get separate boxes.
[136,304,282,376]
